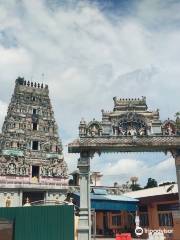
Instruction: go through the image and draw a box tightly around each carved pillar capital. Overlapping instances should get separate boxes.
[78,151,94,173]
[80,151,94,159]
[171,149,180,158]
[172,148,180,205]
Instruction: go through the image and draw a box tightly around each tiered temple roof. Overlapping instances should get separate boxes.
[0,77,68,185]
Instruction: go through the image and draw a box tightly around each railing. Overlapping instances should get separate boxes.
[30,200,72,206]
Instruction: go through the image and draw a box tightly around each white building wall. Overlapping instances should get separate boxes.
[46,191,66,203]
[0,188,67,207]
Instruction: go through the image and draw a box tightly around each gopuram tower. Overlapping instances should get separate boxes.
[0,77,68,206]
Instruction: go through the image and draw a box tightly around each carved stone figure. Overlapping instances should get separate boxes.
[7,163,16,175]
[139,127,146,136]
[162,120,176,135]
[5,196,11,207]
[89,125,99,136]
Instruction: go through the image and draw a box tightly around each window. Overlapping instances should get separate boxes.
[33,123,38,131]
[32,165,40,178]
[32,108,37,114]
[139,205,148,212]
[140,213,149,227]
[158,212,173,227]
[32,141,39,150]
[157,204,176,227]
[139,205,149,227]
[127,212,135,226]
[112,215,121,226]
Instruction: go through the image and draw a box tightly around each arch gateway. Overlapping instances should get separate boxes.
[68,97,180,240]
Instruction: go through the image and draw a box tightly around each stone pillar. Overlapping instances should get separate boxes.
[174,150,180,202]
[77,152,91,240]
[173,150,180,240]
[19,190,23,206]
[45,191,49,203]
[176,165,180,201]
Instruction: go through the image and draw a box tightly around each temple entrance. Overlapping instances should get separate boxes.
[22,191,45,205]
[68,97,180,240]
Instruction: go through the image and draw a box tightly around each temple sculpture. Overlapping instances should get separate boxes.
[0,77,68,206]
[79,97,179,137]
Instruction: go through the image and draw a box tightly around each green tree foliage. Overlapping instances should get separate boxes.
[159,181,176,187]
[144,178,158,189]
[130,183,142,191]
[175,112,180,117]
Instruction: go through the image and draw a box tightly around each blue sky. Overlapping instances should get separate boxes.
[0,0,179,186]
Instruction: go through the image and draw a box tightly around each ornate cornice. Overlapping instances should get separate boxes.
[68,136,180,153]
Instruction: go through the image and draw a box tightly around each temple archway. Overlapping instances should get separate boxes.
[68,97,180,240]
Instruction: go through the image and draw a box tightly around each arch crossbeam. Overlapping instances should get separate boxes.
[69,136,180,153]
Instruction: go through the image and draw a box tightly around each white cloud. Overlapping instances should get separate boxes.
[104,158,146,176]
[0,0,179,184]
[101,156,176,186]
[0,46,31,69]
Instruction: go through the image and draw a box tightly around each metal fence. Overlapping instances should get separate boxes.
[0,205,74,240]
